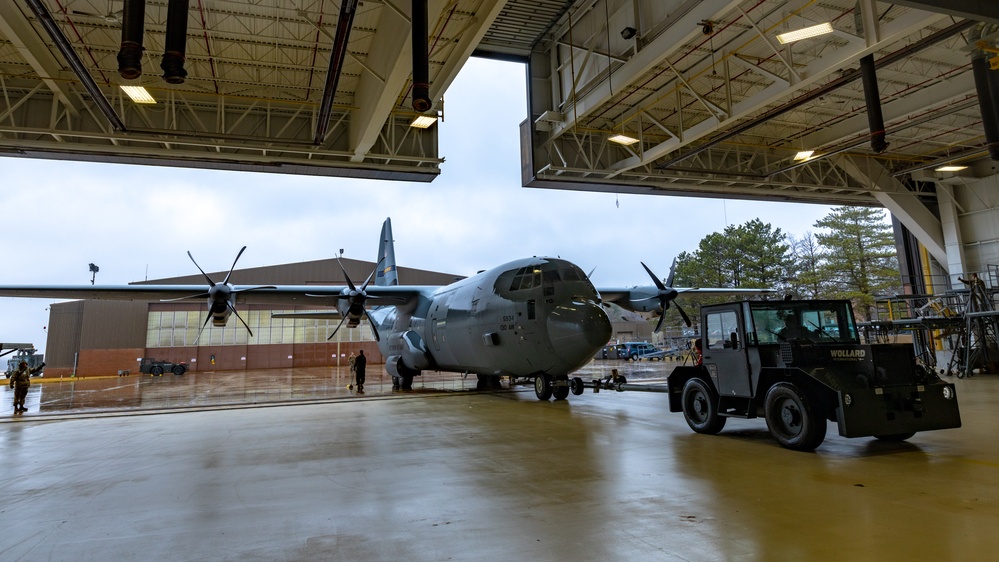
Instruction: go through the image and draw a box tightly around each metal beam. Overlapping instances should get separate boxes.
[890,0,999,25]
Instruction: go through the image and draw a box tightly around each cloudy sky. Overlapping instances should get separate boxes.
[0,58,835,352]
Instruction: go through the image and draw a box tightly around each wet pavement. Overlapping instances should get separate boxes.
[0,358,681,418]
[3,359,997,560]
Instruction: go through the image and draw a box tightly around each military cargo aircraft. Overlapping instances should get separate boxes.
[0,218,768,400]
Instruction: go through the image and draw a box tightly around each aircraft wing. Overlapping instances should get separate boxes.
[0,284,436,308]
[598,285,774,313]
[598,285,773,301]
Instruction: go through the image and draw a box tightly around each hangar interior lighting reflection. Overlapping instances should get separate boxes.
[935,165,967,172]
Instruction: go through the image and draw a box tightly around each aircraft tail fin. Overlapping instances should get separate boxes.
[376,218,399,286]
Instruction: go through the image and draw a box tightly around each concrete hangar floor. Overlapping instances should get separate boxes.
[1,361,996,561]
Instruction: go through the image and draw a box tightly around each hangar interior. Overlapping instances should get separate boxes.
[1,0,999,366]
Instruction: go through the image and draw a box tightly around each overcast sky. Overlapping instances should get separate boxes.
[0,58,835,353]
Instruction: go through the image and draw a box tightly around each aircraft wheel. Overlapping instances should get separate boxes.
[764,382,826,451]
[401,374,414,390]
[553,376,570,400]
[874,432,916,442]
[534,374,553,400]
[570,377,585,396]
[681,378,726,435]
[151,366,164,376]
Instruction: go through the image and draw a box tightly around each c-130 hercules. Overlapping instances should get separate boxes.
[0,219,767,400]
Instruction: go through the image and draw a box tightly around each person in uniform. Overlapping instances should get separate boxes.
[9,360,44,413]
[779,313,816,341]
[347,352,356,390]
[354,349,367,393]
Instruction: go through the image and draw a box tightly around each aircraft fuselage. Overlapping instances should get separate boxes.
[376,257,611,384]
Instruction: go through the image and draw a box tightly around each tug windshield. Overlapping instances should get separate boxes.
[748,301,859,345]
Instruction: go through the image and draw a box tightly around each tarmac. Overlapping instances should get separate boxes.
[2,360,998,561]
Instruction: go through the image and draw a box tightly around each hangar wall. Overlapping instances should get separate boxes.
[42,257,460,377]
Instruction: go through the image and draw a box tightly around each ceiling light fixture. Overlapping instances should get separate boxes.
[776,22,834,44]
[410,115,437,128]
[793,150,815,161]
[120,85,156,104]
[935,165,967,172]
[609,134,639,146]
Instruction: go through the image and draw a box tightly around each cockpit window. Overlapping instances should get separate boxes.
[509,267,542,292]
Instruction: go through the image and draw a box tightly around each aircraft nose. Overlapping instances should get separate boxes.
[547,300,612,368]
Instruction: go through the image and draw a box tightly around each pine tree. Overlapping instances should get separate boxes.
[813,206,901,320]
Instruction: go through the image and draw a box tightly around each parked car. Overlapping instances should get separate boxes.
[621,342,666,361]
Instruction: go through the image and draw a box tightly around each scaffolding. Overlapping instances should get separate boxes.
[863,272,999,378]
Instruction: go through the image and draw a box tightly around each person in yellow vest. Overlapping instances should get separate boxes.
[9,360,44,413]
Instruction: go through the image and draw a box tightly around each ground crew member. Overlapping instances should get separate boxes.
[354,349,367,393]
[9,360,44,413]
[347,352,356,390]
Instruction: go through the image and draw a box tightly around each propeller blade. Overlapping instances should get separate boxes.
[326,314,350,341]
[654,313,666,333]
[221,246,247,285]
[665,257,678,288]
[360,257,386,291]
[676,303,692,327]
[192,310,213,345]
[365,309,381,342]
[227,302,254,337]
[640,261,667,291]
[187,251,216,287]
[334,255,357,292]
[231,285,278,294]
[161,292,211,303]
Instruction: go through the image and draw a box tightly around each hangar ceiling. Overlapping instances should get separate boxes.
[0,1,997,207]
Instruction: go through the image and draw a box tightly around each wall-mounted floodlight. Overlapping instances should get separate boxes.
[120,85,156,104]
[776,22,833,44]
[609,134,639,146]
[410,115,437,128]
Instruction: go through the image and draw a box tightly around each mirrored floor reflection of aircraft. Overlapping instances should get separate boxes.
[0,218,769,400]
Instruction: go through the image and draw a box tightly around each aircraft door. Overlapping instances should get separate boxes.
[701,307,752,397]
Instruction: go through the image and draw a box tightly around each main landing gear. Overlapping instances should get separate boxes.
[534,374,580,401]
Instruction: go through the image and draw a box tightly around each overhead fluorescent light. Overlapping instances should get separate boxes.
[793,150,815,161]
[120,85,156,104]
[935,165,967,172]
[410,115,437,128]
[776,22,834,44]
[609,134,639,146]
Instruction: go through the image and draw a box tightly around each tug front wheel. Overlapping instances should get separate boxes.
[764,382,827,451]
[681,378,726,435]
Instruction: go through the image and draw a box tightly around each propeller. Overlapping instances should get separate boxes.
[640,259,691,330]
[324,254,387,342]
[162,246,275,343]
